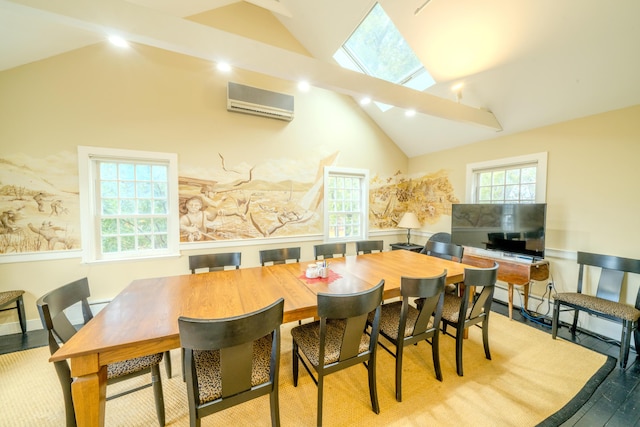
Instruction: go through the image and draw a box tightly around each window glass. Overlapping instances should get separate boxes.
[467,153,547,204]
[323,167,369,242]
[78,146,179,262]
[333,2,435,107]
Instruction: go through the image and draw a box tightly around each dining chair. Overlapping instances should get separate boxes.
[420,240,463,261]
[259,247,301,266]
[427,232,452,244]
[178,298,284,427]
[0,290,26,334]
[291,279,385,426]
[355,240,384,255]
[368,271,446,402]
[439,263,499,376]
[420,240,464,296]
[552,251,640,369]
[36,278,166,427]
[313,243,346,260]
[189,252,241,273]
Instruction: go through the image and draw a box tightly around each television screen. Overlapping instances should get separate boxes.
[451,203,546,260]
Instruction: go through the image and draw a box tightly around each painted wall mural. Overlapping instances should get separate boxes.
[178,152,338,242]
[0,151,458,254]
[0,153,80,254]
[369,169,459,229]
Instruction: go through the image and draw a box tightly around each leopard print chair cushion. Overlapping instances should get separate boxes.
[0,290,24,306]
[440,294,475,324]
[291,319,370,367]
[367,301,433,341]
[193,335,272,405]
[555,293,640,322]
[107,352,163,379]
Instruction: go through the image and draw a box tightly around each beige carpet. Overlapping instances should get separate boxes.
[1,313,609,427]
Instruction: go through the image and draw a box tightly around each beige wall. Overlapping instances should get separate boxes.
[0,5,407,332]
[409,105,640,335]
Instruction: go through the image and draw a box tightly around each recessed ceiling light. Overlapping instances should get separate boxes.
[405,109,416,117]
[298,81,310,92]
[360,97,372,105]
[217,62,232,72]
[107,35,129,48]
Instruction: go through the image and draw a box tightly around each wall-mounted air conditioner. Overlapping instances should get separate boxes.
[227,82,294,121]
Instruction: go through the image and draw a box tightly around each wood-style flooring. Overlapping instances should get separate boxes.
[2,300,638,426]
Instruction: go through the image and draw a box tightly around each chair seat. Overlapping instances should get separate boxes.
[555,293,640,322]
[107,353,164,380]
[194,335,272,404]
[440,294,475,324]
[291,319,370,367]
[368,301,432,341]
[0,290,24,306]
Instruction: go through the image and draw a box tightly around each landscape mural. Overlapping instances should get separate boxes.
[178,152,338,242]
[0,151,458,254]
[0,153,80,254]
[369,169,459,229]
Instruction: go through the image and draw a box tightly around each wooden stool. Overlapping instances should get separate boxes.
[0,290,26,334]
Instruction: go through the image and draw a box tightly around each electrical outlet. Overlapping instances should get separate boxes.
[547,282,553,291]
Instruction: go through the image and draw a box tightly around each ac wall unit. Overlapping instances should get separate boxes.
[227,82,294,121]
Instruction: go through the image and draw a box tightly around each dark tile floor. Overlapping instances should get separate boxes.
[2,301,638,426]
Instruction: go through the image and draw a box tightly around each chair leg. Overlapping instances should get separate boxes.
[620,321,632,369]
[456,324,465,377]
[395,343,403,402]
[16,295,26,335]
[292,342,299,386]
[54,360,76,427]
[368,351,380,414]
[432,332,443,382]
[163,351,172,378]
[181,348,186,381]
[482,318,491,361]
[151,364,166,427]
[270,386,281,427]
[551,300,560,339]
[570,309,579,334]
[634,325,640,362]
[317,375,324,427]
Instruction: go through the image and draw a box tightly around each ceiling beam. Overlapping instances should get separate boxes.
[4,0,502,131]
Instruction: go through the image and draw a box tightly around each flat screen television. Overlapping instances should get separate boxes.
[451,203,546,260]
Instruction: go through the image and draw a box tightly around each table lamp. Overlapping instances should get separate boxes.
[397,212,421,245]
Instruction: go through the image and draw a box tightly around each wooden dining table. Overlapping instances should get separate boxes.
[50,249,467,426]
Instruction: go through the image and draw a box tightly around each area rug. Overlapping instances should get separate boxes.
[0,313,611,426]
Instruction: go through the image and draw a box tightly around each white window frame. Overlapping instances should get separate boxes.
[323,166,369,243]
[465,152,548,203]
[78,146,180,263]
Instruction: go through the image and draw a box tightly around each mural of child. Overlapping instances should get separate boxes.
[180,196,218,242]
[33,192,46,212]
[50,199,68,216]
[0,210,19,233]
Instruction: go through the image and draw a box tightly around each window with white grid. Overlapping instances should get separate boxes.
[78,146,179,262]
[466,153,548,204]
[323,167,369,242]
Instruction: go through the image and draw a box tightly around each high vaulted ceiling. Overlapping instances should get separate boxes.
[1,0,639,157]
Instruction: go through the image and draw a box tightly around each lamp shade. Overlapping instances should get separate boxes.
[397,212,421,229]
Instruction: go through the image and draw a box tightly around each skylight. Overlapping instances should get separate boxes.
[333,3,435,110]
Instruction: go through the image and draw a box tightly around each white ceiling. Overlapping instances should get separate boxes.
[1,0,639,158]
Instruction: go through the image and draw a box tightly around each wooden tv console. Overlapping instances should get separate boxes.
[461,248,550,319]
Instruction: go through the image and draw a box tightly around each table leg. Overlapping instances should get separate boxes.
[70,357,107,426]
[507,283,529,319]
[508,283,514,319]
